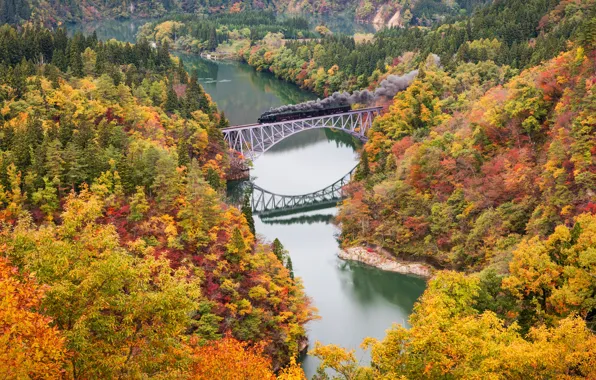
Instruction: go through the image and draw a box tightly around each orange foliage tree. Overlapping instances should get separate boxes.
[188,337,276,380]
[0,256,67,378]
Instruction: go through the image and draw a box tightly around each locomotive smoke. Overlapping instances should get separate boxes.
[267,68,419,114]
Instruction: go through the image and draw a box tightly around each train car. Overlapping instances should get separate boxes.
[258,105,351,124]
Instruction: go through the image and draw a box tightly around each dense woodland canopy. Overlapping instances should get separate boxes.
[136,12,315,54]
[240,0,592,96]
[0,0,490,26]
[0,25,314,378]
[306,0,596,377]
[2,0,596,377]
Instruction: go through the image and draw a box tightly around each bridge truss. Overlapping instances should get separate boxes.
[250,166,356,217]
[222,107,382,161]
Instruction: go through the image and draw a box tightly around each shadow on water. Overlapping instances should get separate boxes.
[179,55,220,82]
[279,12,377,35]
[337,260,426,316]
[260,213,335,225]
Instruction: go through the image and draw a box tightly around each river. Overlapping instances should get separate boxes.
[70,20,426,377]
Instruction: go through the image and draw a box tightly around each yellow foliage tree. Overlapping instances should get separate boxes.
[313,270,596,379]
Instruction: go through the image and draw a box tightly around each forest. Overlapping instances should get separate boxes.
[0,0,489,26]
[136,12,315,54]
[0,25,315,378]
[240,0,588,96]
[1,0,596,377]
[308,0,596,377]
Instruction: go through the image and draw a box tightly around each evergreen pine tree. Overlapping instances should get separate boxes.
[286,257,294,280]
[94,44,106,74]
[165,84,179,113]
[272,238,285,263]
[177,139,190,168]
[52,49,68,72]
[156,41,171,71]
[184,74,202,115]
[69,42,83,77]
[218,111,230,129]
[227,227,246,264]
[241,193,255,236]
[208,28,218,51]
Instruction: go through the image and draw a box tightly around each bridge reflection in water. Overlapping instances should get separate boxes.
[224,107,379,218]
[227,165,357,220]
[251,166,355,217]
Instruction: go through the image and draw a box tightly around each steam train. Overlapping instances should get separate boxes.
[257,105,351,124]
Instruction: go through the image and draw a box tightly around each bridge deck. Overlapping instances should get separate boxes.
[222,106,383,131]
[222,106,382,161]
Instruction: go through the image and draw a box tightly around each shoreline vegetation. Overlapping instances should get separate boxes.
[338,246,434,278]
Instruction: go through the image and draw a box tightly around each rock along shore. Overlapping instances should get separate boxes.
[338,246,433,278]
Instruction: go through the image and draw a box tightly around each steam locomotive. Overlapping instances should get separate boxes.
[257,105,351,124]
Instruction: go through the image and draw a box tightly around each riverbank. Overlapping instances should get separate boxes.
[338,246,434,278]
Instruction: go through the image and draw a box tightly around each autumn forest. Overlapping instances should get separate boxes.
[1,0,596,378]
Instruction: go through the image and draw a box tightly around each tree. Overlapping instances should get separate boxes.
[128,185,150,221]
[165,83,179,113]
[208,28,218,51]
[242,192,255,236]
[218,111,230,129]
[32,177,59,220]
[68,42,83,77]
[2,191,202,379]
[0,257,67,379]
[81,47,96,76]
[354,148,370,181]
[309,342,368,379]
[272,238,286,263]
[504,213,596,328]
[188,337,276,379]
[227,227,247,263]
[286,256,295,280]
[277,357,307,380]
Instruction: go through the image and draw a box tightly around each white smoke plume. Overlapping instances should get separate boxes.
[265,54,442,115]
[265,68,419,115]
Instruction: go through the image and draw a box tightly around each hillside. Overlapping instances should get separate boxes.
[341,43,596,270]
[2,0,596,377]
[0,0,488,27]
[305,4,596,377]
[0,25,314,377]
[337,2,596,270]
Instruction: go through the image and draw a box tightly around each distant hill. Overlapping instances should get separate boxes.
[1,0,491,28]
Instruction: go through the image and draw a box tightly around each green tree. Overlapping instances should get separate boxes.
[241,192,255,236]
[227,227,247,264]
[272,238,287,263]
[32,177,59,221]
[165,83,179,113]
[286,256,294,280]
[68,42,83,77]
